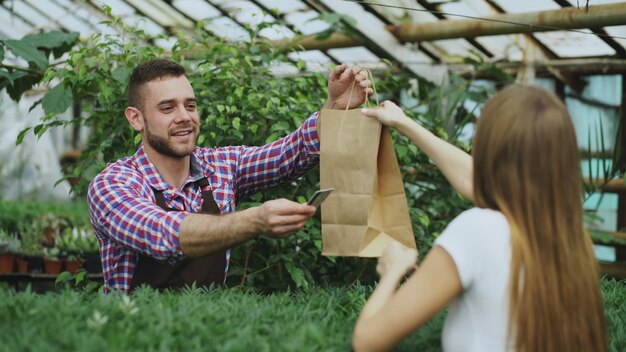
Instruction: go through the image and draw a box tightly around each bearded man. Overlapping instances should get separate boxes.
[87,59,372,293]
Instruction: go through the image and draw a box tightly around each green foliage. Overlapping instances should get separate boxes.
[0,279,623,351]
[7,11,497,290]
[56,226,99,253]
[0,200,90,235]
[0,31,79,101]
[602,278,626,351]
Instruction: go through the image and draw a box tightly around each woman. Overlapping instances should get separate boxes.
[353,85,607,351]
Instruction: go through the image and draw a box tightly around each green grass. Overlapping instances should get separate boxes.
[0,279,623,351]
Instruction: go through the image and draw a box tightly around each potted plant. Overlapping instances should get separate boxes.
[38,213,67,247]
[0,229,20,273]
[42,247,63,275]
[74,226,100,274]
[57,226,87,273]
[18,222,44,273]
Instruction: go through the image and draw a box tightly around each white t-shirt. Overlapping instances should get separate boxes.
[434,207,514,352]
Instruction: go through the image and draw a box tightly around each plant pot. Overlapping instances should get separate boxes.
[44,258,63,275]
[64,258,83,273]
[15,257,28,273]
[0,254,15,273]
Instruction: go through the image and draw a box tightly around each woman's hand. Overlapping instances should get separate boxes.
[376,241,418,279]
[361,100,411,130]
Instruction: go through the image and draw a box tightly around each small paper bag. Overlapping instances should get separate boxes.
[319,108,416,257]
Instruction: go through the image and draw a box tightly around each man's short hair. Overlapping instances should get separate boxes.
[128,59,187,111]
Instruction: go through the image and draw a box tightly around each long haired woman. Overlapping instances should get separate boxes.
[353,85,607,352]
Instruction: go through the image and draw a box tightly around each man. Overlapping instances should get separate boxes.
[87,59,372,293]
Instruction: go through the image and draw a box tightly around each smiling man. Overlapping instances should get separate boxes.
[87,59,372,293]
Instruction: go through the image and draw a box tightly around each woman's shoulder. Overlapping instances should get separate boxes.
[436,207,510,249]
[449,207,507,231]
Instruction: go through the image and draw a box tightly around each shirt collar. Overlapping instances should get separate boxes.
[133,144,213,191]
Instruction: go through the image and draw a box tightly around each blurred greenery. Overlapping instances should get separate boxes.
[1,7,507,290]
[0,278,622,351]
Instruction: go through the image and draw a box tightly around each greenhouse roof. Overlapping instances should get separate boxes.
[2,0,626,85]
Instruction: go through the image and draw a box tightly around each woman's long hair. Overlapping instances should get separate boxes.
[472,85,607,351]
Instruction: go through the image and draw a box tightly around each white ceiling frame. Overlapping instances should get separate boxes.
[312,0,447,83]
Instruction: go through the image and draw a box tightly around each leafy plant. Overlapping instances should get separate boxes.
[0,31,79,102]
[0,228,20,255]
[3,9,497,290]
[57,226,99,254]
[0,279,623,351]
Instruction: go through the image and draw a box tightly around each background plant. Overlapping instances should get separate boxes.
[3,9,495,290]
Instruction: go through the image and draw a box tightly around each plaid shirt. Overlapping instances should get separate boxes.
[87,112,320,293]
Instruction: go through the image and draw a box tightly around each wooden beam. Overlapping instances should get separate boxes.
[584,177,626,193]
[276,3,626,50]
[390,3,626,42]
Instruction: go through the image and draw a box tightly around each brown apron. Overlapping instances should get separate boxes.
[129,177,227,291]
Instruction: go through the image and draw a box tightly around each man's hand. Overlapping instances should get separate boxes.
[324,64,374,110]
[256,199,317,238]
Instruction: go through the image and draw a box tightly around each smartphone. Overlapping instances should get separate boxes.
[307,188,334,207]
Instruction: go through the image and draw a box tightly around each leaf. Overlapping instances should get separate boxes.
[55,271,72,284]
[112,66,133,85]
[284,261,309,289]
[232,117,240,130]
[34,123,51,138]
[6,73,42,101]
[265,133,279,144]
[42,84,72,114]
[4,39,49,69]
[0,69,26,84]
[21,31,78,48]
[16,127,31,145]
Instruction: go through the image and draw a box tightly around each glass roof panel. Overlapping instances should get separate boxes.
[475,35,524,61]
[124,14,165,36]
[493,0,561,13]
[327,47,382,68]
[285,10,330,36]
[12,2,51,29]
[91,0,135,16]
[439,2,482,19]
[42,0,96,34]
[125,0,193,28]
[204,16,250,41]
[605,25,626,49]
[534,30,616,57]
[374,1,439,24]
[223,1,274,29]
[256,0,308,13]
[172,0,221,21]
[0,0,624,84]
[0,6,31,39]
[259,24,295,41]
[288,50,333,71]
[430,39,485,61]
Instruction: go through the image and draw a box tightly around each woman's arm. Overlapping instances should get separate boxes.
[362,101,474,202]
[353,244,463,352]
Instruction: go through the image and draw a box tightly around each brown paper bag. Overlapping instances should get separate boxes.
[319,108,416,257]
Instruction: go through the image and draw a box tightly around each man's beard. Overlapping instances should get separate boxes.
[144,119,198,158]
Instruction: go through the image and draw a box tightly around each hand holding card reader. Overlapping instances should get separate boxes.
[307,188,334,208]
